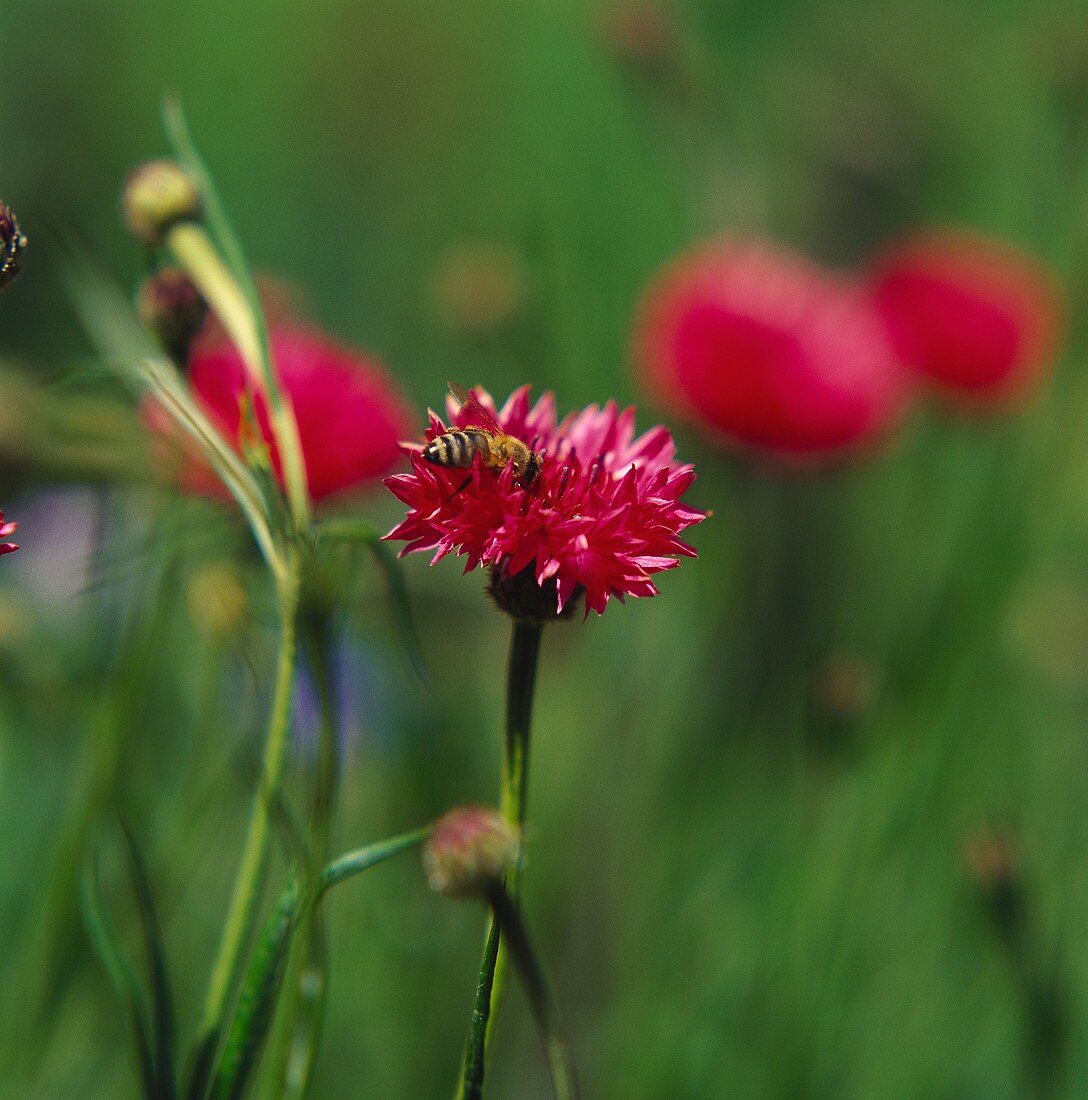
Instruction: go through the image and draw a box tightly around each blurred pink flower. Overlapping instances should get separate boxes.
[867,229,1064,404]
[0,511,17,556]
[383,385,705,617]
[633,240,910,460]
[147,324,410,501]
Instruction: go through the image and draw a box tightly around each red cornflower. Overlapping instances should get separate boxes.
[634,240,910,460]
[148,324,410,501]
[0,511,17,556]
[383,386,706,617]
[867,229,1064,404]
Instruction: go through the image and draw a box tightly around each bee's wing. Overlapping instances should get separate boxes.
[447,381,503,434]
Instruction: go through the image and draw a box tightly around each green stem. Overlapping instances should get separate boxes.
[191,561,301,1088]
[264,610,341,1097]
[460,619,544,1098]
[487,886,579,1100]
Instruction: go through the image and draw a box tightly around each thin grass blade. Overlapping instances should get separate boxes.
[80,854,158,1098]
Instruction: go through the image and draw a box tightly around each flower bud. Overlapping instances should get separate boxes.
[423,806,519,900]
[137,267,208,361]
[0,203,27,293]
[122,160,201,244]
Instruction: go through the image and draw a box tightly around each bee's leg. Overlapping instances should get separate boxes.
[448,475,473,499]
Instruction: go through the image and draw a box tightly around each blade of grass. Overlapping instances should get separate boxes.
[120,823,179,1100]
[162,96,311,529]
[80,854,158,1099]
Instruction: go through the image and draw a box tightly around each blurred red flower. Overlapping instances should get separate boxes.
[0,511,17,556]
[384,385,705,617]
[147,325,410,501]
[634,241,910,461]
[867,229,1063,404]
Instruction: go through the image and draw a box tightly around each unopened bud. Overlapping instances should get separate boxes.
[122,160,201,244]
[137,267,207,361]
[0,203,27,292]
[423,806,519,900]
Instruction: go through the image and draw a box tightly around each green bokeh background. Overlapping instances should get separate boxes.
[2,1,1088,1096]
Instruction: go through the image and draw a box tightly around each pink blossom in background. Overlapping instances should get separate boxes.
[0,511,16,556]
[146,324,411,502]
[867,229,1064,405]
[633,240,911,461]
[384,386,706,616]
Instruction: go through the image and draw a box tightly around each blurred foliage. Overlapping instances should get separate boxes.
[2,0,1088,1096]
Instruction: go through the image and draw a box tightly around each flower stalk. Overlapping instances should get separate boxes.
[192,554,301,1084]
[485,883,579,1100]
[460,617,543,1096]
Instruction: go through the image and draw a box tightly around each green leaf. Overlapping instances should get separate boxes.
[318,827,430,895]
[208,828,427,1100]
[211,884,302,1100]
[161,97,275,400]
[80,853,158,1099]
[119,825,178,1100]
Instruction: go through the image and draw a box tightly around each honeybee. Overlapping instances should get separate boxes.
[423,382,544,486]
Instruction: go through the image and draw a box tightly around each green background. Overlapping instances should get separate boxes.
[2,0,1088,1096]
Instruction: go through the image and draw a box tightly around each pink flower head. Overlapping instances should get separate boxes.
[383,385,706,617]
[0,511,16,556]
[867,229,1064,405]
[146,324,411,502]
[633,240,911,461]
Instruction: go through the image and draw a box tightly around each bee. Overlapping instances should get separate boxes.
[423,382,544,486]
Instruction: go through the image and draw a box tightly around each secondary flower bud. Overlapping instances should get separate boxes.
[137,267,208,361]
[0,203,27,292]
[423,806,519,900]
[122,160,201,244]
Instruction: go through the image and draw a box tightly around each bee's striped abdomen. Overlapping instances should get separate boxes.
[423,429,489,469]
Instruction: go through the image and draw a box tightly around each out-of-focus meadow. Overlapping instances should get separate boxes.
[3,1,1088,1096]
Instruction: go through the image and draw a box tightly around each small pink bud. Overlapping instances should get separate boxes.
[122,160,202,244]
[423,806,519,901]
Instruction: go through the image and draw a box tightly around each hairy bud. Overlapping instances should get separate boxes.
[423,806,519,900]
[122,160,201,244]
[137,267,208,361]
